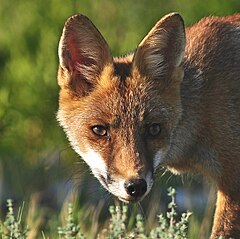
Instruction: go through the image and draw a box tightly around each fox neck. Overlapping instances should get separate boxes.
[166,61,240,237]
[211,167,240,238]
[163,63,218,176]
[211,190,240,239]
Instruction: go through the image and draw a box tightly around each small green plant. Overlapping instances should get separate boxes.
[149,187,192,239]
[108,205,128,238]
[0,199,28,239]
[58,203,85,239]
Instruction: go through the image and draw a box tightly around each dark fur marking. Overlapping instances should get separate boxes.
[113,62,132,82]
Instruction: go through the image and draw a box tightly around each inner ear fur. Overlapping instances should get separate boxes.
[58,14,113,96]
[133,13,186,81]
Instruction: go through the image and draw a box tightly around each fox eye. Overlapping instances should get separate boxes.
[92,125,108,137]
[147,123,161,137]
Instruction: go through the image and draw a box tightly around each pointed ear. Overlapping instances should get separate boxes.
[58,14,112,96]
[133,13,186,80]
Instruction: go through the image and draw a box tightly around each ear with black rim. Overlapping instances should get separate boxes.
[58,14,112,96]
[133,13,186,80]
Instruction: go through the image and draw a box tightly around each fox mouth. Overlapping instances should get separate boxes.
[118,196,144,203]
[118,196,132,203]
[98,176,145,203]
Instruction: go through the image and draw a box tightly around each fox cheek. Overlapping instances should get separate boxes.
[76,147,108,182]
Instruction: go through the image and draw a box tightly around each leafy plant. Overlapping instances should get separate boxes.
[0,200,28,239]
[58,203,85,239]
[0,188,192,239]
[107,205,128,238]
[149,187,192,239]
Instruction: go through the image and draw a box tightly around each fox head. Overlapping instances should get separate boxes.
[57,13,186,203]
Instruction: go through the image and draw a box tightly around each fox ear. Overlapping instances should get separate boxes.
[58,14,112,96]
[133,13,186,80]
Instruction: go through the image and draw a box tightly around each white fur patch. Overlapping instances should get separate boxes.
[153,150,165,171]
[145,171,154,196]
[108,178,130,202]
[76,148,107,180]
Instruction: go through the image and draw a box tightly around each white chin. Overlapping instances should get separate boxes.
[118,195,146,203]
[118,197,131,203]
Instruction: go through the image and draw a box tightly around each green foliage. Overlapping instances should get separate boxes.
[58,204,85,239]
[0,188,192,239]
[0,200,28,239]
[108,205,128,238]
[153,187,192,239]
[60,187,192,239]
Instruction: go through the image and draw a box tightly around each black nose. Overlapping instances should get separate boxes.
[124,178,147,198]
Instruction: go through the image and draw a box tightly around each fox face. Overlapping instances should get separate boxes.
[57,13,185,202]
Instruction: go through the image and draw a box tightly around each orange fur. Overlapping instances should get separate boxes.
[57,13,240,238]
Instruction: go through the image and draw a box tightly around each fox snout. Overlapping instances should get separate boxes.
[106,168,153,203]
[79,147,154,203]
[105,174,151,203]
[106,174,152,203]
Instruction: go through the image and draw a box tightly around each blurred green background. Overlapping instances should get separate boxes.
[0,0,240,238]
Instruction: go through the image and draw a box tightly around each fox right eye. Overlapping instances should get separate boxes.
[92,125,108,137]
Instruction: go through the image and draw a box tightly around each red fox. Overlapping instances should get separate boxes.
[57,12,240,238]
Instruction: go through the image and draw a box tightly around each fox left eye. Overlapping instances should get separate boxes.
[92,125,108,137]
[147,123,161,137]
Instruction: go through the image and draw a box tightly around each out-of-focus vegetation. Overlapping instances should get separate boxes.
[0,188,192,239]
[0,0,239,238]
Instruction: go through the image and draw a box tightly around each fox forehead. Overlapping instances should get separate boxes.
[79,60,168,127]
[80,64,143,118]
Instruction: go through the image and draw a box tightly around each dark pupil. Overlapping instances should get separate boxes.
[148,124,161,136]
[92,126,107,136]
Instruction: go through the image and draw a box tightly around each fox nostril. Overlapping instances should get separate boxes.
[124,179,147,198]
